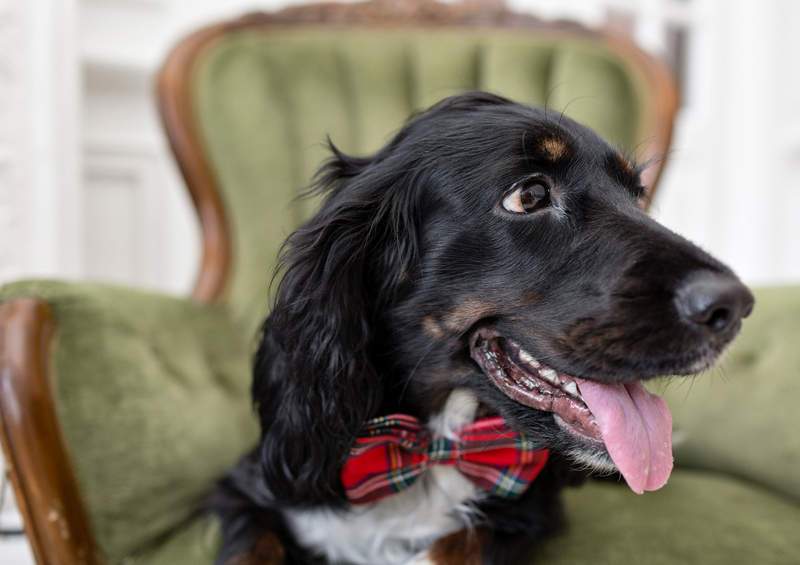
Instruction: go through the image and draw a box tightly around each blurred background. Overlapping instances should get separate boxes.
[1,0,798,562]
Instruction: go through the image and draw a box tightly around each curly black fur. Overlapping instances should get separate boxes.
[213,92,752,565]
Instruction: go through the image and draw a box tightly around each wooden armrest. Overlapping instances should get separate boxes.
[0,298,102,565]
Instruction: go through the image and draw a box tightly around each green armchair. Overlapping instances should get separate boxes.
[1,1,797,564]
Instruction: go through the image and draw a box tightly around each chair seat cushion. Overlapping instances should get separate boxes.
[536,469,800,565]
[127,513,222,565]
[127,469,799,565]
[0,280,260,562]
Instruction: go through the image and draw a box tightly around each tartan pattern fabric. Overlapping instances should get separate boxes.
[340,414,549,505]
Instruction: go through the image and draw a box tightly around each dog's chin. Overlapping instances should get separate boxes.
[467,326,726,476]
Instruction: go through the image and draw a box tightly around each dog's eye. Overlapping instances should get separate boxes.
[502,176,551,214]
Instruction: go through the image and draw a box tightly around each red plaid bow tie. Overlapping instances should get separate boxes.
[340,414,549,505]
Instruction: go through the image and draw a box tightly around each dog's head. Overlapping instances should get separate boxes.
[255,92,753,503]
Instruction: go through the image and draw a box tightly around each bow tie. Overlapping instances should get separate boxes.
[340,414,549,505]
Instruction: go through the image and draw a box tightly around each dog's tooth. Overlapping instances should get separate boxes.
[519,349,540,368]
[541,368,558,383]
[564,381,579,396]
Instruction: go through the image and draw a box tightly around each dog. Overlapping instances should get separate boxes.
[213,92,754,565]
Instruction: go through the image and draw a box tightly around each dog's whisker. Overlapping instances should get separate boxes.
[556,95,595,128]
[521,130,531,168]
[543,80,567,122]
[712,362,731,384]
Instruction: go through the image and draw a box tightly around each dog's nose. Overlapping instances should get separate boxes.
[674,271,754,333]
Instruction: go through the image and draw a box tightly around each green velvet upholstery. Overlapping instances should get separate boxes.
[0,281,259,562]
[193,29,648,335]
[126,514,222,565]
[2,24,798,565]
[537,469,800,564]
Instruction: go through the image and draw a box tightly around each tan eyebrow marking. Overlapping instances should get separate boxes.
[540,137,569,161]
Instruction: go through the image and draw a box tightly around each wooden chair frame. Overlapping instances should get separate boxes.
[0,1,677,563]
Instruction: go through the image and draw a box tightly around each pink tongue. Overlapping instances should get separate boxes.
[574,378,673,494]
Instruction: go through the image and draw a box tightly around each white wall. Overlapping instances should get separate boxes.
[0,0,82,285]
[646,1,800,286]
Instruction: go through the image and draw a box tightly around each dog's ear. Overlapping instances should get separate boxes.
[253,139,421,505]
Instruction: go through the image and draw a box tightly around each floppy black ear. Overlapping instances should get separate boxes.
[252,140,421,505]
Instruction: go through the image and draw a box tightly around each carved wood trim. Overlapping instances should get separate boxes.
[157,0,678,302]
[602,34,679,205]
[0,298,103,565]
[157,23,233,303]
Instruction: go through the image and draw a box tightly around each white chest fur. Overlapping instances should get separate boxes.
[284,389,483,565]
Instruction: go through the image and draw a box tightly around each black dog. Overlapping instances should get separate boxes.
[214,92,753,565]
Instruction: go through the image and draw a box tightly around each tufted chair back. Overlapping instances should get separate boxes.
[158,2,677,336]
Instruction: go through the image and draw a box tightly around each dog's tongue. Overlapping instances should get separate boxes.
[574,378,673,494]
